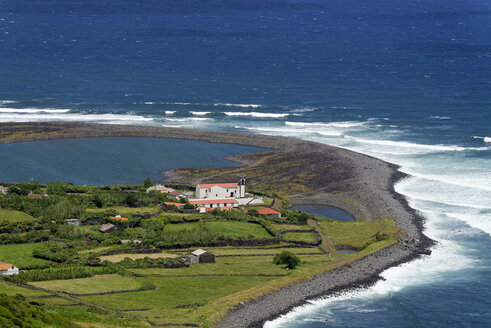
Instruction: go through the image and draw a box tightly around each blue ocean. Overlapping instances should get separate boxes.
[0,1,490,327]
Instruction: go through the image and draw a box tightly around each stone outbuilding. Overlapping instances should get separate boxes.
[65,219,81,226]
[187,249,215,264]
[98,223,117,233]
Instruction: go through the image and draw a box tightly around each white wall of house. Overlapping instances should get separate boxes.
[0,266,19,276]
[196,185,239,199]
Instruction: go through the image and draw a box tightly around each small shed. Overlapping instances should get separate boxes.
[187,249,215,264]
[0,261,19,276]
[98,223,117,233]
[65,219,81,226]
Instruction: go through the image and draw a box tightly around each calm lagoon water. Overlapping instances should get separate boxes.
[0,137,264,185]
[291,205,355,222]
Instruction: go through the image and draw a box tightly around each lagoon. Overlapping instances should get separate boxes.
[0,137,264,186]
[290,205,355,222]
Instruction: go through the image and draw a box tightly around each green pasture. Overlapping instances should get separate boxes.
[164,220,272,239]
[31,274,142,294]
[0,208,35,222]
[0,243,51,267]
[282,231,318,242]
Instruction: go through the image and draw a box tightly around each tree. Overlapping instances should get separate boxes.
[273,251,300,269]
[143,177,153,189]
[125,193,138,207]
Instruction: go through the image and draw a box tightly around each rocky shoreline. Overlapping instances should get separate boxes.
[0,122,434,327]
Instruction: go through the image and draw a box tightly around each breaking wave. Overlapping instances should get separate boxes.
[224,112,289,118]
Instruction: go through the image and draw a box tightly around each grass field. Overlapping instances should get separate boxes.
[31,274,142,294]
[0,208,35,222]
[0,243,51,267]
[82,275,278,325]
[164,220,272,239]
[319,218,400,248]
[271,224,312,231]
[282,231,318,242]
[0,281,48,297]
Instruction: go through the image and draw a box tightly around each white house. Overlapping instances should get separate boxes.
[0,186,8,195]
[146,184,174,194]
[0,262,19,276]
[195,178,246,199]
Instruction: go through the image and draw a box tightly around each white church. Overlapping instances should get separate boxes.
[195,177,246,199]
[189,177,262,209]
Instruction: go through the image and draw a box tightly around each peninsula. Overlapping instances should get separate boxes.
[0,122,433,327]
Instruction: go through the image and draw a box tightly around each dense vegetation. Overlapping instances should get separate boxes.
[0,293,77,327]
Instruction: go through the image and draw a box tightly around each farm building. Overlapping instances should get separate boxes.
[258,208,282,218]
[65,219,81,226]
[146,184,174,193]
[28,193,48,199]
[0,186,8,195]
[187,249,215,264]
[195,178,246,199]
[98,223,117,233]
[110,215,129,222]
[167,191,187,200]
[0,261,19,276]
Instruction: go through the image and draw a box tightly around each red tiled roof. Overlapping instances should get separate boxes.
[28,193,47,198]
[189,198,238,205]
[0,263,14,271]
[168,191,181,196]
[258,208,280,215]
[164,202,185,206]
[198,183,238,188]
[110,216,129,221]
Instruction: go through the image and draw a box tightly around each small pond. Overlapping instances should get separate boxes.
[338,249,359,254]
[290,205,355,221]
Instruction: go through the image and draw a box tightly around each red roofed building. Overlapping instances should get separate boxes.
[258,208,281,218]
[0,261,19,276]
[189,198,238,209]
[164,202,185,209]
[110,215,129,222]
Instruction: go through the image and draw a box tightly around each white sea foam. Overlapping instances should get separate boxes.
[353,138,490,153]
[190,111,211,116]
[224,112,289,118]
[0,100,18,105]
[471,135,491,143]
[285,121,366,129]
[144,102,156,105]
[429,116,451,120]
[164,111,176,115]
[165,117,211,122]
[289,107,317,113]
[235,125,343,137]
[0,108,71,113]
[215,103,261,108]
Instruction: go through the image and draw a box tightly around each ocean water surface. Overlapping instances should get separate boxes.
[0,0,490,327]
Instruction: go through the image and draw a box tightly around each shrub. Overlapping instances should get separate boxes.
[273,251,300,269]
